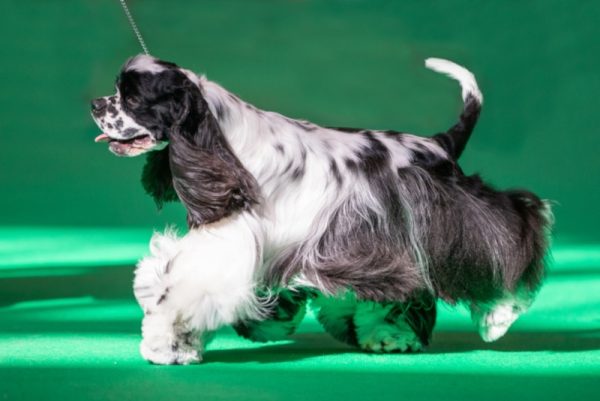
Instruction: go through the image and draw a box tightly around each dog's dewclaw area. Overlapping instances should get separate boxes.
[0,228,599,401]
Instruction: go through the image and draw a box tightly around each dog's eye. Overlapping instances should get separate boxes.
[125,96,140,108]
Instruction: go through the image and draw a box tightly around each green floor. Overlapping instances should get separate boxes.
[1,228,599,400]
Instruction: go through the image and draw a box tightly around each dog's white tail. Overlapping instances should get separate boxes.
[425,58,483,160]
[425,58,483,104]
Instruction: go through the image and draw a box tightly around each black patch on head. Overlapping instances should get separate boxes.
[116,62,199,142]
[115,118,123,129]
[106,123,113,129]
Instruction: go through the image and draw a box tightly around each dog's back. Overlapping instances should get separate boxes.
[263,59,551,343]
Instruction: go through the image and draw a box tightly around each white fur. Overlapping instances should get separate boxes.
[134,212,266,364]
[126,55,167,74]
[470,289,533,342]
[425,58,483,104]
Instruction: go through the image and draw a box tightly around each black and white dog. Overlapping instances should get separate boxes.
[91,55,551,364]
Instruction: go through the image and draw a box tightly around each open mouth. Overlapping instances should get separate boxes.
[94,133,155,156]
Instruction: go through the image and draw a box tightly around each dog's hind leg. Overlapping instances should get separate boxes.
[314,291,436,353]
[468,196,553,342]
[232,288,309,342]
[133,213,264,365]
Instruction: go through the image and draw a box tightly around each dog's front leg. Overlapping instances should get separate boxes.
[133,213,262,365]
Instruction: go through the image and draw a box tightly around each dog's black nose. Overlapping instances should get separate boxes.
[91,98,107,114]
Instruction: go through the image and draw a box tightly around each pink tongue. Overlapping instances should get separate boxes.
[94,133,110,143]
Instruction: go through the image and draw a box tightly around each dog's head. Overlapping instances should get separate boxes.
[91,55,260,226]
[91,54,205,157]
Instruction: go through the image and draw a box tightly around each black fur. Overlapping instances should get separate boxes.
[119,63,260,227]
[141,147,178,208]
[233,289,309,342]
[315,294,360,347]
[168,90,260,227]
[314,291,436,349]
[433,94,481,160]
[329,158,343,185]
[359,131,390,175]
[268,147,549,304]
[385,291,437,346]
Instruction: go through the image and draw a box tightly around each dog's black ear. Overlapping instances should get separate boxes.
[168,86,260,227]
[141,146,179,209]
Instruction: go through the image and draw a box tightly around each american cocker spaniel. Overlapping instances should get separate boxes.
[91,55,552,364]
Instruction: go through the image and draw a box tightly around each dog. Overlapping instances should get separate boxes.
[91,55,552,364]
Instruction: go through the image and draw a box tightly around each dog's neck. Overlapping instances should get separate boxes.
[197,77,313,189]
[200,79,263,154]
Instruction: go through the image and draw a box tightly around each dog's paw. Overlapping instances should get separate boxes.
[140,314,203,365]
[140,338,201,365]
[358,323,422,353]
[354,302,423,353]
[475,303,520,342]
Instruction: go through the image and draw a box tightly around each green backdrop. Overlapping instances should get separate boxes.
[0,0,598,242]
[1,1,599,400]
